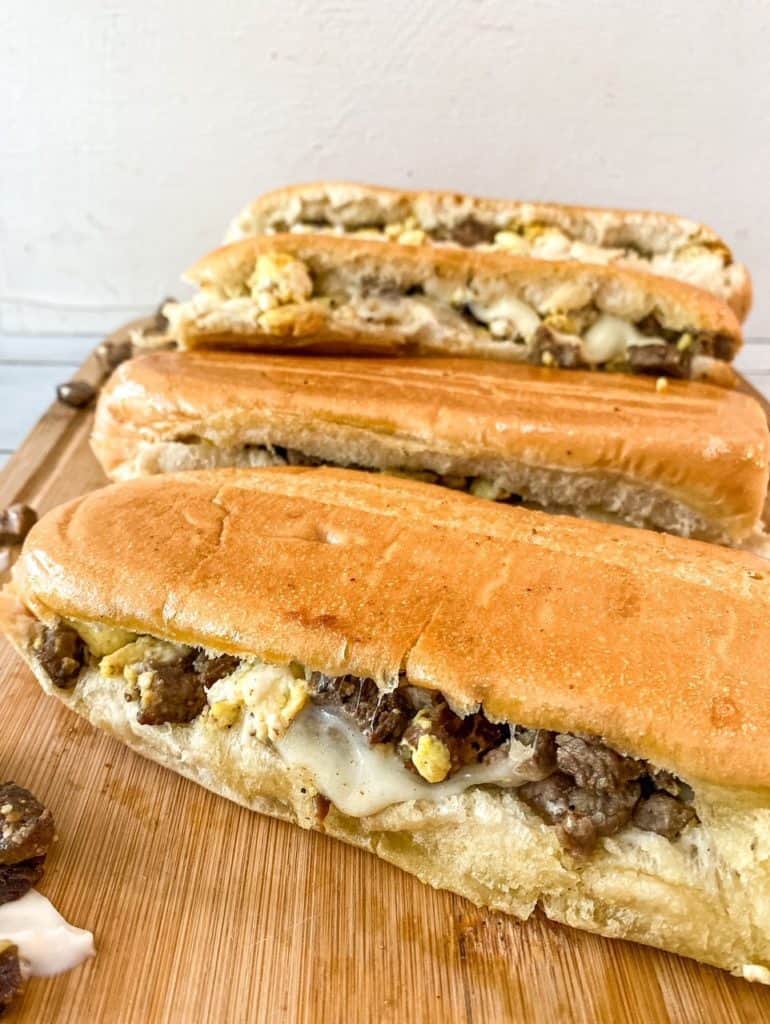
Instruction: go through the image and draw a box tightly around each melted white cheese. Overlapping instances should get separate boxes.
[467,296,541,341]
[581,314,658,364]
[276,705,539,817]
[0,890,94,979]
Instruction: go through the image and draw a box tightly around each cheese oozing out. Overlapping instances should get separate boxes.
[0,890,95,979]
[276,705,540,818]
[581,314,663,364]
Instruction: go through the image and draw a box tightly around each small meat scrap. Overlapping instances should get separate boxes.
[129,647,240,725]
[512,727,557,773]
[633,792,696,840]
[149,297,175,334]
[191,651,240,689]
[399,696,509,783]
[96,338,133,371]
[530,325,585,369]
[519,731,698,854]
[0,942,24,1018]
[519,771,640,855]
[447,218,497,247]
[0,783,55,867]
[0,783,55,905]
[308,674,410,745]
[30,622,85,689]
[555,734,643,794]
[627,344,690,378]
[56,380,97,408]
[0,858,45,906]
[0,505,37,546]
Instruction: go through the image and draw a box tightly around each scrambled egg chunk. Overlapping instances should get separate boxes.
[403,709,452,783]
[247,253,313,312]
[68,619,137,657]
[99,637,181,684]
[207,662,308,742]
[412,734,451,783]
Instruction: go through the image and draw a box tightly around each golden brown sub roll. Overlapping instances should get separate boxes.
[3,467,770,982]
[91,351,770,547]
[161,234,742,386]
[225,181,752,320]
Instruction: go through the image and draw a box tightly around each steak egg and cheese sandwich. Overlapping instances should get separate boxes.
[225,181,752,319]
[91,350,770,547]
[4,466,770,981]
[161,235,742,385]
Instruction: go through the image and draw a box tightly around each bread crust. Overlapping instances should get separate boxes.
[170,235,742,379]
[8,467,770,792]
[91,351,770,542]
[225,181,752,320]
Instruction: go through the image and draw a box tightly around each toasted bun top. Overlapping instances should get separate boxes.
[11,467,770,791]
[228,180,731,256]
[185,234,742,351]
[92,351,769,538]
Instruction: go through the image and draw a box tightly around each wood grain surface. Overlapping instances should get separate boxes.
[2,322,770,1023]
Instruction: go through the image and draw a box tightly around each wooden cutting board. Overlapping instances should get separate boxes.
[1,322,770,1024]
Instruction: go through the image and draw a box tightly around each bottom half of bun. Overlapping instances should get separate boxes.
[10,632,770,986]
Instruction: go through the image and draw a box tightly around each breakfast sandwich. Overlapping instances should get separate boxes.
[225,181,752,319]
[161,235,742,385]
[4,467,770,982]
[91,350,770,547]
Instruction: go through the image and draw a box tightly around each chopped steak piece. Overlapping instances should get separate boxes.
[647,767,685,798]
[0,783,55,866]
[56,380,97,408]
[519,771,640,854]
[627,343,691,378]
[635,314,679,342]
[444,218,498,247]
[191,651,240,688]
[708,334,734,361]
[308,674,411,745]
[0,504,37,546]
[520,733,698,853]
[555,734,643,793]
[633,792,696,840]
[132,649,204,725]
[399,695,509,777]
[96,338,133,371]
[0,943,24,1018]
[129,647,240,725]
[30,622,85,689]
[0,856,45,906]
[530,326,585,368]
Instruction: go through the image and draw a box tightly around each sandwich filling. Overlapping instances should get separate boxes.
[28,619,698,856]
[166,251,733,379]
[229,197,745,310]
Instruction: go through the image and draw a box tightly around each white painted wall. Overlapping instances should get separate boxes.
[2,0,769,335]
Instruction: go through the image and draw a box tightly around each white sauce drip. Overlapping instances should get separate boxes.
[276,705,539,817]
[0,890,95,979]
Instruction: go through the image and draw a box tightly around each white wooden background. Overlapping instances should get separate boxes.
[0,333,768,470]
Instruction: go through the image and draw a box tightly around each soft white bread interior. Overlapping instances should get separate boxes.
[162,234,742,385]
[5,468,770,982]
[225,181,752,320]
[91,351,770,545]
